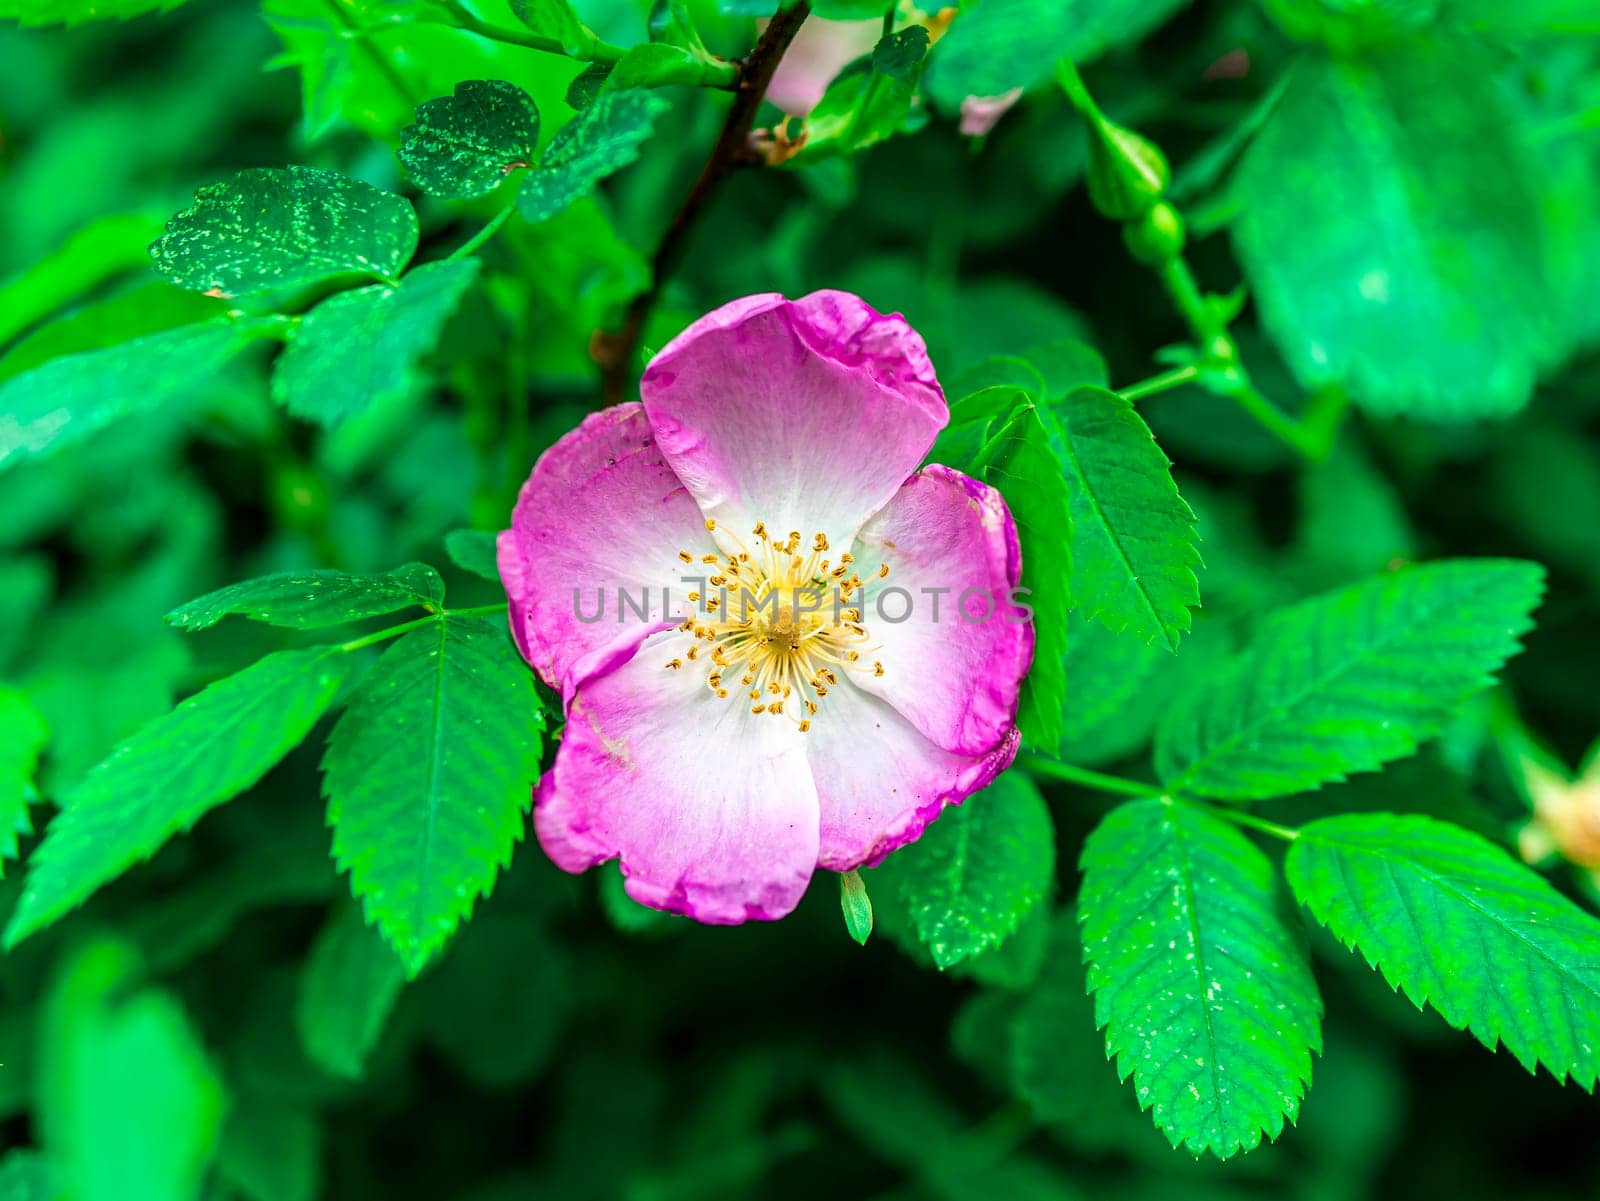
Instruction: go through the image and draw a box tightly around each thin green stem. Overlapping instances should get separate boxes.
[1060,64,1347,465]
[1055,59,1098,121]
[446,202,518,262]
[1020,754,1165,798]
[337,613,438,654]
[437,0,624,63]
[1155,257,1214,340]
[451,603,509,618]
[1232,382,1321,459]
[335,604,507,654]
[1118,363,1198,403]
[1204,804,1301,842]
[1152,259,1333,460]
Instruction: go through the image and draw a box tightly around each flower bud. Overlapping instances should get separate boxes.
[1122,200,1186,265]
[1086,119,1170,221]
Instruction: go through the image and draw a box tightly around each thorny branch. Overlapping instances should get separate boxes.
[593,1,813,404]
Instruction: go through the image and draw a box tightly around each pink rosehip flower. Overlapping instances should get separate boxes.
[498,291,1033,924]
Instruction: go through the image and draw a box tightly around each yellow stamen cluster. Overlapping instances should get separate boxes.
[668,518,888,731]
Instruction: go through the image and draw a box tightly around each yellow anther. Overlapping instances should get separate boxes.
[705,518,717,531]
[840,553,854,565]
[666,658,683,670]
[701,554,719,564]
[752,703,766,714]
[799,720,811,733]
[753,522,768,540]
[813,533,829,552]
[873,661,884,677]
[878,562,890,579]
[677,550,693,563]
[686,646,699,660]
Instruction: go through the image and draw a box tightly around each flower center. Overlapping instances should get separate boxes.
[667,519,889,732]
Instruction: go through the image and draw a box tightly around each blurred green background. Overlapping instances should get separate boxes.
[4,0,1600,1198]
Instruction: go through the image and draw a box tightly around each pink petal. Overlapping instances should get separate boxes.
[809,681,1021,871]
[498,403,709,697]
[641,290,947,553]
[959,88,1024,137]
[852,465,1033,756]
[535,629,820,923]
[762,17,881,119]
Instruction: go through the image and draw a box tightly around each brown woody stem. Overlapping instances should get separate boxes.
[593,2,812,404]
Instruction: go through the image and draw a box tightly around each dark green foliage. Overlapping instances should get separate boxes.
[4,0,1600,1197]
[322,616,544,975]
[149,167,419,296]
[399,80,542,200]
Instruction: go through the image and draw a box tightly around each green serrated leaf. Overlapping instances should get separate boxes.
[399,80,541,200]
[1056,385,1200,649]
[970,394,1072,749]
[166,563,444,632]
[293,902,406,1079]
[1231,40,1562,420]
[1155,559,1545,800]
[40,939,226,1201]
[517,90,670,224]
[323,615,544,976]
[0,688,47,876]
[1079,798,1323,1158]
[444,529,501,583]
[271,259,479,426]
[0,320,270,473]
[150,166,418,298]
[4,648,349,948]
[1286,812,1600,1087]
[879,771,1054,968]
